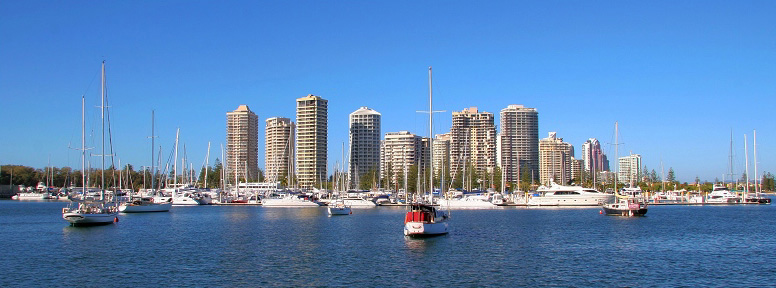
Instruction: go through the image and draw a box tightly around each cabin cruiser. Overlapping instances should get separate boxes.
[436,194,498,209]
[706,184,740,203]
[528,182,614,206]
[261,194,320,207]
[342,192,377,208]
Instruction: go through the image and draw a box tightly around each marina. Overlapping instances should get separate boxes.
[2,200,775,287]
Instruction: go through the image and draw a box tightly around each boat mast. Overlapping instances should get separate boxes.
[82,96,86,191]
[174,128,179,192]
[151,110,156,194]
[428,66,433,205]
[753,130,758,195]
[744,134,749,201]
[204,142,211,188]
[100,61,106,201]
[614,122,618,194]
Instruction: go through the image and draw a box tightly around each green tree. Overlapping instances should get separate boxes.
[666,167,676,183]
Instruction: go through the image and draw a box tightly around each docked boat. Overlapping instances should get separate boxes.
[528,181,614,206]
[436,195,498,209]
[119,196,172,213]
[261,194,320,207]
[601,193,648,217]
[12,192,49,200]
[707,184,740,203]
[327,199,351,215]
[342,193,377,208]
[745,194,771,204]
[119,111,172,213]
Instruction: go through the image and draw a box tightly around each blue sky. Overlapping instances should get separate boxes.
[2,1,775,183]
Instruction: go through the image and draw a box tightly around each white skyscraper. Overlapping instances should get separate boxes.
[296,94,327,188]
[348,107,381,189]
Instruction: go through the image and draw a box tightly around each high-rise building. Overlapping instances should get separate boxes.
[499,104,539,184]
[265,117,295,185]
[296,94,327,188]
[380,131,422,185]
[570,158,583,183]
[582,138,609,177]
[433,133,451,184]
[450,107,497,179]
[348,107,381,189]
[226,105,259,181]
[618,154,641,185]
[539,132,573,186]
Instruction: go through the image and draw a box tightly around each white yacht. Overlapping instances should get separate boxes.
[528,182,614,206]
[706,184,740,203]
[342,192,377,208]
[436,195,498,209]
[261,194,320,207]
[119,197,172,213]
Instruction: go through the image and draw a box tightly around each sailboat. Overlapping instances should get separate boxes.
[404,67,449,237]
[601,122,648,217]
[328,150,352,216]
[745,130,770,204]
[63,61,119,226]
[119,110,172,213]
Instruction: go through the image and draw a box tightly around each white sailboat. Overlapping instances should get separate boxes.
[404,67,449,237]
[63,61,119,226]
[119,110,172,213]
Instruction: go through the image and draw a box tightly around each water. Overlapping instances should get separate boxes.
[1,201,775,287]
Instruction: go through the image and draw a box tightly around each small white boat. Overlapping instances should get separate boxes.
[327,199,351,215]
[601,193,648,217]
[404,203,449,237]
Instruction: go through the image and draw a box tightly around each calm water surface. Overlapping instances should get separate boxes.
[1,200,774,287]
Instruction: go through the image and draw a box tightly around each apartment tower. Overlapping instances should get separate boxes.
[226,105,259,181]
[618,154,641,185]
[348,107,381,189]
[380,131,422,186]
[449,107,497,179]
[432,133,451,186]
[499,104,539,184]
[539,132,573,186]
[296,94,328,188]
[265,117,295,185]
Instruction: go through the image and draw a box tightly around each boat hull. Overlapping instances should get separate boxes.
[328,206,351,215]
[343,199,376,208]
[119,202,172,213]
[261,199,320,207]
[403,221,448,237]
[528,194,614,206]
[601,206,648,217]
[63,212,117,226]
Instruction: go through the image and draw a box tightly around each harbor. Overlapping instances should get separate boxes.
[2,200,775,287]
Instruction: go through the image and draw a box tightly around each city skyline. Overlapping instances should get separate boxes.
[1,1,775,183]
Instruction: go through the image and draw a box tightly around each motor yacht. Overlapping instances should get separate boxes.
[528,182,614,206]
[706,184,740,203]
